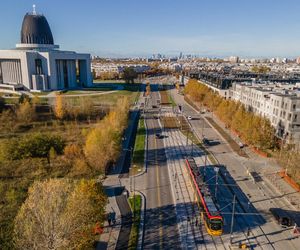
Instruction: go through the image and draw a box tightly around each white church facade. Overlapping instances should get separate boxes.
[0,7,92,91]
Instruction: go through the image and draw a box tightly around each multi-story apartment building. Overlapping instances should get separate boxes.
[230,82,300,143]
[91,63,150,78]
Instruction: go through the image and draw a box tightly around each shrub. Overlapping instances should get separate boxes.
[1,133,65,160]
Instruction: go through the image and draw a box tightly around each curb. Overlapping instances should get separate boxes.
[136,191,146,250]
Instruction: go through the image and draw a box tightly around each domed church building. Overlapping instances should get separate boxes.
[0,6,92,91]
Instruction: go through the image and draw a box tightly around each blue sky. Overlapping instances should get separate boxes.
[0,0,300,58]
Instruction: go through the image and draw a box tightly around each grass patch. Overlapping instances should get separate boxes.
[131,118,145,175]
[161,116,179,129]
[168,92,176,107]
[176,115,218,165]
[93,79,126,84]
[128,195,142,250]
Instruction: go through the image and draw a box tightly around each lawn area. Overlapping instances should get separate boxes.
[93,79,126,84]
[1,88,140,107]
[168,92,176,107]
[128,194,142,250]
[131,118,146,175]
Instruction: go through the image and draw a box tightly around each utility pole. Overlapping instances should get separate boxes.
[201,117,205,138]
[214,167,219,198]
[191,138,194,156]
[230,195,236,245]
[186,129,189,147]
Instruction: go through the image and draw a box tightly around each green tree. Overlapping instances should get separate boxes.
[14,178,107,250]
[0,96,5,112]
[123,67,138,84]
[1,133,65,160]
[18,94,31,104]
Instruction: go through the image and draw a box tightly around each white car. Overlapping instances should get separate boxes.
[187,116,193,120]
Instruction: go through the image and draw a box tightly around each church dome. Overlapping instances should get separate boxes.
[21,13,54,45]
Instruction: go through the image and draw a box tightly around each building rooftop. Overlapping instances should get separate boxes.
[21,12,54,45]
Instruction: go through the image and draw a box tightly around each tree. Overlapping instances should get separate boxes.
[251,66,271,74]
[2,133,65,160]
[16,100,36,125]
[18,94,31,104]
[123,67,138,84]
[54,94,66,120]
[0,96,5,112]
[84,98,129,173]
[14,178,107,250]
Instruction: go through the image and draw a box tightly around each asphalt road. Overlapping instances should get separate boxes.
[142,85,181,249]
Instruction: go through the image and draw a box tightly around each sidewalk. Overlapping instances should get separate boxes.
[203,112,300,211]
[96,94,143,249]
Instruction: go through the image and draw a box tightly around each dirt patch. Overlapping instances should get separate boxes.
[161,116,179,129]
[160,90,171,105]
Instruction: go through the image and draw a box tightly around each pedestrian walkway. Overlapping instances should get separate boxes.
[97,197,122,250]
[96,92,144,249]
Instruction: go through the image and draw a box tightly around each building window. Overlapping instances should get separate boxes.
[293,104,296,110]
[35,59,43,75]
[294,114,298,121]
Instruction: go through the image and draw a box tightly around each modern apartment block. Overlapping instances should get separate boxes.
[230,82,300,143]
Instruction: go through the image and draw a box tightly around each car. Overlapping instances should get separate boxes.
[156,133,162,139]
[202,138,210,146]
[187,116,193,120]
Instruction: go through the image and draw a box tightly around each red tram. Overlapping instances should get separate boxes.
[185,157,223,236]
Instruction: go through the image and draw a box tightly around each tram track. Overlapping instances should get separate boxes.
[162,113,261,249]
[164,126,228,249]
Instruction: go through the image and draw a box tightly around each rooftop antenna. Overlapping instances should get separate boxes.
[32,4,36,15]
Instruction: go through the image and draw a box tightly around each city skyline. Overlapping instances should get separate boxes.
[1,0,300,58]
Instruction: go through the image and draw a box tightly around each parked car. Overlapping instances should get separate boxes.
[156,133,162,139]
[202,138,210,146]
[269,208,293,228]
[187,116,193,120]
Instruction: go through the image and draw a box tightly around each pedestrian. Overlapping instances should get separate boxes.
[108,213,112,226]
[247,227,250,237]
[195,218,198,227]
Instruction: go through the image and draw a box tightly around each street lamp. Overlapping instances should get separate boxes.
[230,195,236,245]
[123,147,135,218]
